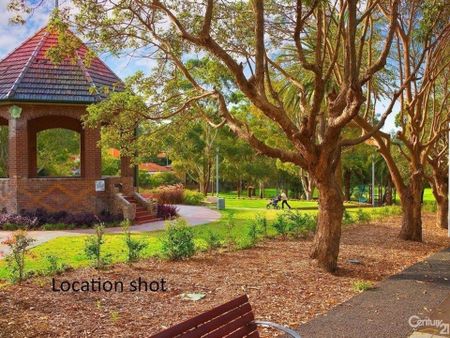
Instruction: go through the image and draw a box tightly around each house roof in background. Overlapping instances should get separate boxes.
[0,26,124,104]
[139,162,172,173]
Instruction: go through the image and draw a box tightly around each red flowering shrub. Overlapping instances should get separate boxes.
[153,184,184,204]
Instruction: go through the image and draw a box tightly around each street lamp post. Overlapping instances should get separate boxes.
[372,156,376,207]
[216,147,219,197]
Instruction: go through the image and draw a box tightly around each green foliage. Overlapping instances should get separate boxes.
[2,230,35,283]
[101,149,120,176]
[42,223,76,230]
[247,221,260,246]
[343,209,354,225]
[122,221,148,262]
[352,280,374,292]
[183,190,204,205]
[84,224,111,269]
[37,128,80,177]
[139,171,181,188]
[205,230,222,252]
[45,255,69,275]
[356,209,371,223]
[284,211,317,239]
[162,219,196,260]
[255,213,269,237]
[224,211,237,247]
[272,213,289,239]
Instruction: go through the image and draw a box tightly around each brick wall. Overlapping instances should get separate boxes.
[0,103,134,217]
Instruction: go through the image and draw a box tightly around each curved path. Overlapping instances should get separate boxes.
[0,205,221,258]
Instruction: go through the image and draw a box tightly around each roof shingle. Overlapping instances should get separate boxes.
[0,26,124,104]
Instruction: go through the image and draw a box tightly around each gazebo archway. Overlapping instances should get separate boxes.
[27,116,84,178]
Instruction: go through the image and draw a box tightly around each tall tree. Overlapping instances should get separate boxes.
[10,0,402,271]
[356,0,449,240]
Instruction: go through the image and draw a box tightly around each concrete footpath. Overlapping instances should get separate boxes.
[0,205,220,258]
[298,247,450,338]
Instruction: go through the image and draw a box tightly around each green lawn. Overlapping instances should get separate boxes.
[0,193,420,281]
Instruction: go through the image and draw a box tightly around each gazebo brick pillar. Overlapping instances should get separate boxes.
[83,127,101,179]
[120,156,134,178]
[8,117,28,179]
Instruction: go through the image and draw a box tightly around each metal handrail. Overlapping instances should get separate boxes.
[254,320,301,338]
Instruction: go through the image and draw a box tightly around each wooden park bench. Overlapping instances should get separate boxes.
[151,294,301,338]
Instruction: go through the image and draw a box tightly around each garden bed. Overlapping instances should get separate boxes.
[0,213,448,337]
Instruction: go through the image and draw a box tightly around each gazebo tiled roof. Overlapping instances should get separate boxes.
[0,26,124,104]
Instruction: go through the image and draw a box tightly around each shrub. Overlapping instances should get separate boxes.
[352,280,374,292]
[247,222,260,246]
[273,213,289,239]
[157,204,178,220]
[122,221,148,262]
[162,219,196,260]
[183,190,204,205]
[153,184,184,204]
[224,212,236,248]
[343,209,354,225]
[140,171,181,189]
[84,224,111,269]
[254,213,269,237]
[205,230,222,252]
[285,211,316,239]
[0,213,39,230]
[17,209,122,228]
[2,230,35,283]
[194,238,209,252]
[45,255,70,275]
[42,223,76,231]
[356,209,371,223]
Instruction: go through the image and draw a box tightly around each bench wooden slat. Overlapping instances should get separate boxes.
[202,312,256,338]
[181,303,253,338]
[225,323,259,338]
[151,295,250,338]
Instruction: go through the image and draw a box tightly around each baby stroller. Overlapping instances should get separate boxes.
[266,195,281,209]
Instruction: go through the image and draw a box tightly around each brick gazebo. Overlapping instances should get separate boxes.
[0,26,155,223]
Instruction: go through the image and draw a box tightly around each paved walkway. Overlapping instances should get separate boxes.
[298,247,450,338]
[0,205,220,258]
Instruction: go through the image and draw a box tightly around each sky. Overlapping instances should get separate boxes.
[0,0,398,133]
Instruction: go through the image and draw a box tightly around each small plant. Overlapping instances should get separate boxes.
[205,230,222,252]
[352,280,374,292]
[122,221,148,262]
[110,310,120,323]
[2,230,35,283]
[285,211,316,239]
[255,213,268,237]
[272,213,288,239]
[162,219,196,260]
[342,209,354,225]
[45,255,69,275]
[157,204,179,220]
[247,221,260,246]
[183,190,205,205]
[224,211,236,248]
[84,224,111,269]
[356,209,371,223]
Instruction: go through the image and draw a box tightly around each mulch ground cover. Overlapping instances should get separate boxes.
[0,213,448,337]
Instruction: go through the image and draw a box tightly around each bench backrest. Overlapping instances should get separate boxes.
[151,295,259,338]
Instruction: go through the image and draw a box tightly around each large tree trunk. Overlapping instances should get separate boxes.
[310,176,344,272]
[436,196,449,229]
[429,173,448,229]
[399,179,423,241]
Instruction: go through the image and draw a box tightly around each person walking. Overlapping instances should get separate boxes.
[280,190,291,209]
